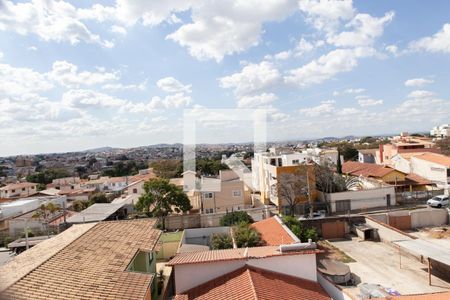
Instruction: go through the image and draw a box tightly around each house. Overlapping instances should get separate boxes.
[410,153,450,193]
[167,243,327,299]
[375,133,436,166]
[430,124,450,138]
[251,215,300,245]
[343,161,431,192]
[0,219,161,300]
[66,202,130,224]
[358,149,377,163]
[0,182,37,199]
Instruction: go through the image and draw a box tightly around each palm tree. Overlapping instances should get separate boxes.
[32,202,60,237]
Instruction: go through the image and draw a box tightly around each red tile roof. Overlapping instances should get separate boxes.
[167,246,320,266]
[405,173,432,185]
[343,161,401,178]
[251,217,297,246]
[174,265,330,300]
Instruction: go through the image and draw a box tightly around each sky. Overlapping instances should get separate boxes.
[1,0,450,156]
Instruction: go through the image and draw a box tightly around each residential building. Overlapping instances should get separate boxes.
[0,219,161,300]
[430,124,450,138]
[0,182,37,199]
[343,161,431,192]
[358,149,377,163]
[375,134,436,166]
[410,153,450,193]
[167,243,326,299]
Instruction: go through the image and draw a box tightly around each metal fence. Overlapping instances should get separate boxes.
[395,189,445,206]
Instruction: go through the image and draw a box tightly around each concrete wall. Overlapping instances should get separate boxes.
[327,186,396,213]
[410,208,448,228]
[364,217,414,243]
[174,260,245,294]
[317,273,353,300]
[247,254,317,282]
[411,157,448,189]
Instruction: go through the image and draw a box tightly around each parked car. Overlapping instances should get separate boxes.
[426,195,449,208]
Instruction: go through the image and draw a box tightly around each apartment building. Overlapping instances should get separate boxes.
[430,124,450,138]
[0,182,37,199]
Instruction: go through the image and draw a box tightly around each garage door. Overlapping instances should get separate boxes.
[322,221,346,239]
[335,200,351,213]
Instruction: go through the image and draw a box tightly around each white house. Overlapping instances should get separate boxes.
[0,182,37,199]
[430,124,450,138]
[410,153,450,193]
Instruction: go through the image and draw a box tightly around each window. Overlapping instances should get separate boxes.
[22,188,25,191]
[71,186,74,190]
[270,158,276,166]
[11,189,15,193]
[204,208,214,214]
[204,192,213,199]
[232,190,241,197]
[447,169,450,177]
[133,188,138,194]
[292,159,299,164]
[278,158,282,166]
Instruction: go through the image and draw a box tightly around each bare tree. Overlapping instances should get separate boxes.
[276,168,310,216]
[32,202,60,237]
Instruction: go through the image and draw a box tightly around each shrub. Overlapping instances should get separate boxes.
[281,216,318,242]
[220,211,254,226]
[210,233,233,250]
[233,223,262,248]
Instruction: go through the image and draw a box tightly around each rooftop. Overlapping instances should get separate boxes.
[1,219,161,300]
[413,153,450,167]
[174,265,330,300]
[343,161,401,178]
[167,246,320,266]
[66,203,125,223]
[251,216,299,246]
[0,182,37,190]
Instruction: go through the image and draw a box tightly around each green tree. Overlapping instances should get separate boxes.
[220,211,254,226]
[436,137,450,156]
[32,202,61,236]
[210,233,233,250]
[72,200,90,212]
[338,143,359,161]
[281,216,318,242]
[89,192,108,204]
[135,178,192,229]
[233,223,263,248]
[336,150,343,174]
[150,160,183,178]
[26,168,71,185]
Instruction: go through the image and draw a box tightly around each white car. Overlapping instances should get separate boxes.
[427,195,449,208]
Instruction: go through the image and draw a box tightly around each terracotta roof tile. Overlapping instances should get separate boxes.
[1,219,161,300]
[343,161,401,178]
[251,217,297,246]
[167,246,321,266]
[175,265,330,300]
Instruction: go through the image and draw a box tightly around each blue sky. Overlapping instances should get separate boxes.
[1,0,450,156]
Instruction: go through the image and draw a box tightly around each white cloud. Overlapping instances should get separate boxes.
[0,63,53,96]
[404,78,434,87]
[237,93,278,108]
[284,47,375,87]
[409,23,450,54]
[62,89,126,108]
[298,0,355,33]
[407,90,435,99]
[385,45,398,55]
[110,25,127,35]
[219,61,280,95]
[327,11,394,47]
[102,80,147,91]
[0,0,113,48]
[345,88,365,94]
[28,46,38,51]
[166,0,297,61]
[358,98,383,107]
[48,61,119,88]
[274,51,292,60]
[299,100,335,117]
[124,93,192,113]
[157,77,192,93]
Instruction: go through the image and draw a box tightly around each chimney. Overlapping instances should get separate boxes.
[379,144,384,163]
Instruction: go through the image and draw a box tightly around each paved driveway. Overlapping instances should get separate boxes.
[330,238,450,296]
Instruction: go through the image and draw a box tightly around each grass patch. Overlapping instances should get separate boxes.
[160,231,183,243]
[317,240,356,263]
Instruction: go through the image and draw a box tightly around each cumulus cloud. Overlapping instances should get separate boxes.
[409,23,450,54]
[299,100,335,117]
[237,93,278,108]
[167,0,297,61]
[0,63,53,96]
[157,77,192,93]
[49,61,119,88]
[404,78,434,87]
[0,0,113,47]
[62,89,126,108]
[357,98,383,107]
[219,61,280,95]
[284,47,375,87]
[345,88,365,94]
[327,11,394,47]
